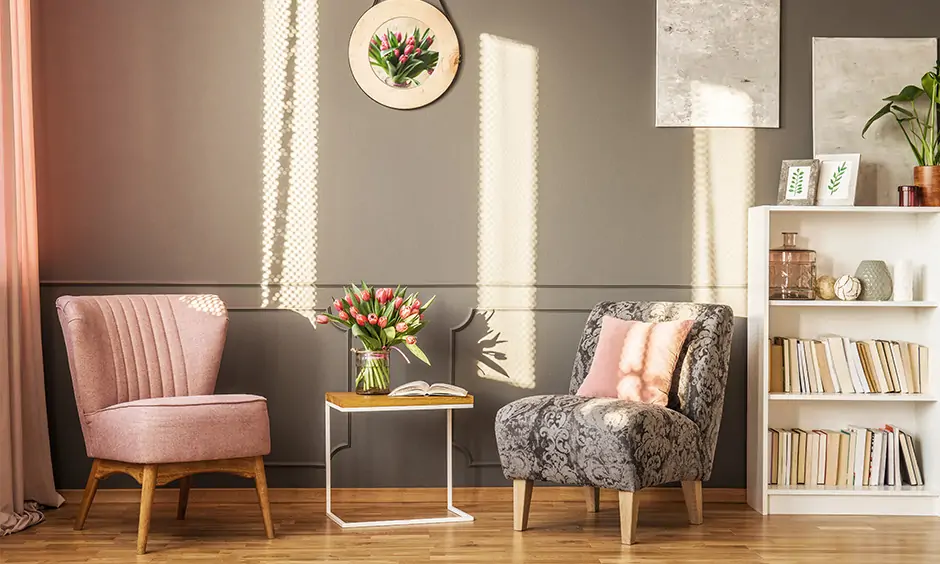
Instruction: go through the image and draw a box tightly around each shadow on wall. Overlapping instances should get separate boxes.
[476,34,539,389]
[259,0,320,322]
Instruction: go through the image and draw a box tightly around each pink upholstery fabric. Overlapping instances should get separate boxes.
[576,316,694,406]
[55,295,270,463]
[85,395,271,463]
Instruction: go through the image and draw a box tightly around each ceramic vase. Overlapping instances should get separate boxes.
[854,260,893,301]
[893,260,914,302]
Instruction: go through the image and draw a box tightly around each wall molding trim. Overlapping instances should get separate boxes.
[60,486,746,505]
[40,281,746,290]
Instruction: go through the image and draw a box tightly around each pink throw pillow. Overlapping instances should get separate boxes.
[576,316,694,406]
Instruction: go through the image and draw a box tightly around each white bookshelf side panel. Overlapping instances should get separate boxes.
[746,207,770,515]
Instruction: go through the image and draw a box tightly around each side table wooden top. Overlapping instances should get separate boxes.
[325,392,474,409]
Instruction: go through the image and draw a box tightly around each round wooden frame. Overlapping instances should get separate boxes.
[349,0,460,110]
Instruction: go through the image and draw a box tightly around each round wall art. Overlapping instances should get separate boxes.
[349,0,460,110]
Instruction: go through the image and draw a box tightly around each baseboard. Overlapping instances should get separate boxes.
[61,486,745,505]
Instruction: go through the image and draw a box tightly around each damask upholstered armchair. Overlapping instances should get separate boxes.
[494,301,733,544]
[56,295,274,554]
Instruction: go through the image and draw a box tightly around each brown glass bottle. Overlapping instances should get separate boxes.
[769,232,816,300]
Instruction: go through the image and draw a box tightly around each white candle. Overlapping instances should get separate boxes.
[893,260,914,302]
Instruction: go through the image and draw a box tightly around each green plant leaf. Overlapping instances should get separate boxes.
[892,105,915,118]
[883,85,925,103]
[419,295,435,312]
[862,102,893,137]
[923,72,938,99]
[383,327,397,342]
[406,342,431,365]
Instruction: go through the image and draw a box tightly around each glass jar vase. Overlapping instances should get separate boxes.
[354,349,391,395]
[769,232,817,300]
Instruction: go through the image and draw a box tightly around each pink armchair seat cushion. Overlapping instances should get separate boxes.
[84,394,271,464]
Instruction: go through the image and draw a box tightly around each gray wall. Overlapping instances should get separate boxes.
[32,0,940,490]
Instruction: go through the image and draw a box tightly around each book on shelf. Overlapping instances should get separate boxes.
[769,336,928,395]
[767,425,923,488]
[388,381,468,397]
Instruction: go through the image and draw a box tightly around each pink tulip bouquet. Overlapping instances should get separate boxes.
[368,27,439,88]
[316,283,434,393]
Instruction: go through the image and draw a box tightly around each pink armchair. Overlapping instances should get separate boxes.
[56,294,273,554]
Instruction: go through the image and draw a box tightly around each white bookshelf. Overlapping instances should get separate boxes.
[747,206,940,516]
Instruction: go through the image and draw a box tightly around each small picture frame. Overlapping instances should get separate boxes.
[777,159,819,206]
[814,153,861,206]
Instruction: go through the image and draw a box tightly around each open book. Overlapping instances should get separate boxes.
[389,381,468,397]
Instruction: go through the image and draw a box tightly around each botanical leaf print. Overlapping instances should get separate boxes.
[827,162,847,194]
[788,168,805,196]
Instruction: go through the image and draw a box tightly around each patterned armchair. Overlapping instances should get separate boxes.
[494,301,734,544]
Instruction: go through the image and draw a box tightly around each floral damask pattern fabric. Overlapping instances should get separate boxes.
[494,301,733,491]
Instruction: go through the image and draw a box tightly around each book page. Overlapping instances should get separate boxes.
[389,381,430,396]
[427,383,468,397]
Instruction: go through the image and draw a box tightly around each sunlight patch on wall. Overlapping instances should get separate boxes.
[260,0,320,321]
[477,34,539,389]
[691,82,755,314]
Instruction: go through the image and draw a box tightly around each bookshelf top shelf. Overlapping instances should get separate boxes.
[767,485,938,497]
[755,205,940,214]
[770,300,938,308]
[769,393,937,402]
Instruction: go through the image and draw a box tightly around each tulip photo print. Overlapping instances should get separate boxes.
[350,0,460,110]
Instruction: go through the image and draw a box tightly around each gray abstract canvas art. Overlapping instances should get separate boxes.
[813,38,938,205]
[656,0,780,128]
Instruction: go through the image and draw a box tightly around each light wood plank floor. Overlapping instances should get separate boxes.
[1,499,938,563]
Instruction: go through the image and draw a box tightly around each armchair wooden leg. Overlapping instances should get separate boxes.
[618,491,639,545]
[176,476,192,520]
[583,486,600,513]
[253,456,274,539]
[512,479,533,531]
[137,465,158,555]
[74,459,101,531]
[681,480,703,525]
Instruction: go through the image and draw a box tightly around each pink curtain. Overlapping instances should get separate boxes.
[0,0,63,535]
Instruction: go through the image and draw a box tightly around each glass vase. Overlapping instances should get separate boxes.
[355,349,391,395]
[769,232,817,300]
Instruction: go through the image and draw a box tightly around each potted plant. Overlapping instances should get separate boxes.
[863,62,940,206]
[315,283,434,395]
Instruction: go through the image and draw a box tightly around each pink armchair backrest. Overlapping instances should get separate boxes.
[56,295,229,417]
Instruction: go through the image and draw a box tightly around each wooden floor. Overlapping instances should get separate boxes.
[2,498,938,563]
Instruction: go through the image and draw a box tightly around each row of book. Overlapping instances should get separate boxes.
[770,337,927,394]
[768,426,923,487]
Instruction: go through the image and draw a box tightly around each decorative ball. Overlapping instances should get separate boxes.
[816,275,836,300]
[834,275,861,301]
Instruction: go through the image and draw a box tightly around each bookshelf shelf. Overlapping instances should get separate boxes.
[768,485,938,497]
[747,205,940,517]
[769,393,937,402]
[770,300,938,308]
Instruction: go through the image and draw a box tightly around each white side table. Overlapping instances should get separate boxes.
[324,391,476,528]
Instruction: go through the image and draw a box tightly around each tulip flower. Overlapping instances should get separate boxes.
[368,313,378,325]
[339,311,349,321]
[399,55,408,64]
[394,297,403,309]
[396,32,402,42]
[411,299,421,310]
[315,314,329,324]
[356,314,367,326]
[427,67,434,75]
[378,316,388,328]
[345,294,353,306]
[399,307,411,319]
[404,45,414,55]
[381,41,389,50]
[405,335,417,345]
[382,34,388,41]
[361,290,371,301]
[395,322,408,333]
[350,306,359,317]
[415,48,422,55]
[394,48,400,57]
[426,36,433,46]
[420,313,425,321]
[333,298,344,311]
[377,288,394,304]
[407,36,415,44]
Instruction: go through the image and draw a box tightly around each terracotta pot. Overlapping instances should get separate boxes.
[914,166,940,206]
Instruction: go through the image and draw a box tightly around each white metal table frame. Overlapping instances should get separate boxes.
[324,399,476,528]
